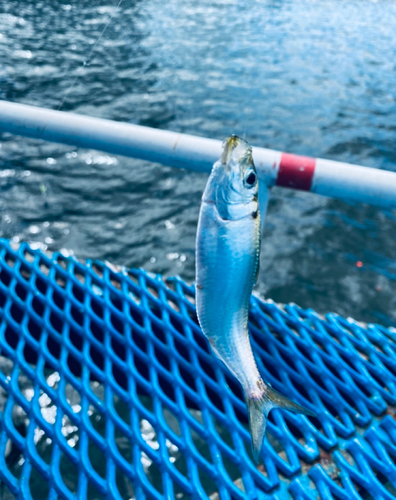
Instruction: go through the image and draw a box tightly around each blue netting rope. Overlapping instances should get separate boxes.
[0,239,395,499]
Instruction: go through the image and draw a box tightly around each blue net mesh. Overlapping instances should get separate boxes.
[0,238,396,499]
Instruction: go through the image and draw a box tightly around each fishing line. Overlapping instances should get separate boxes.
[57,0,124,112]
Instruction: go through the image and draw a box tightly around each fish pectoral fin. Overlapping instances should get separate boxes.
[246,386,316,464]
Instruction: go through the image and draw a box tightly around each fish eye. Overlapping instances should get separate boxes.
[245,171,257,187]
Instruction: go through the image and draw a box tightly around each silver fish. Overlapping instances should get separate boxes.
[195,135,315,463]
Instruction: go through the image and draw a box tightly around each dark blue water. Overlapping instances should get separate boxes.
[1,0,396,326]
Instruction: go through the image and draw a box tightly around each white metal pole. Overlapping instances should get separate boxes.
[1,100,396,209]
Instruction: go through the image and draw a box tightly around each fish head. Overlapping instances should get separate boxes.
[204,135,259,220]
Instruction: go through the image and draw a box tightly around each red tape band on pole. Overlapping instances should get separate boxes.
[276,153,316,191]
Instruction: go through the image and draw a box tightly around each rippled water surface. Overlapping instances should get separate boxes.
[1,0,396,325]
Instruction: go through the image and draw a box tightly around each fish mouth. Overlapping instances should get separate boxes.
[220,135,252,170]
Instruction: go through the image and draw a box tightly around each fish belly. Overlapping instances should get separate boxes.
[196,202,260,388]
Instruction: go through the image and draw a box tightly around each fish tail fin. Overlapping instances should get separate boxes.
[247,385,316,464]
